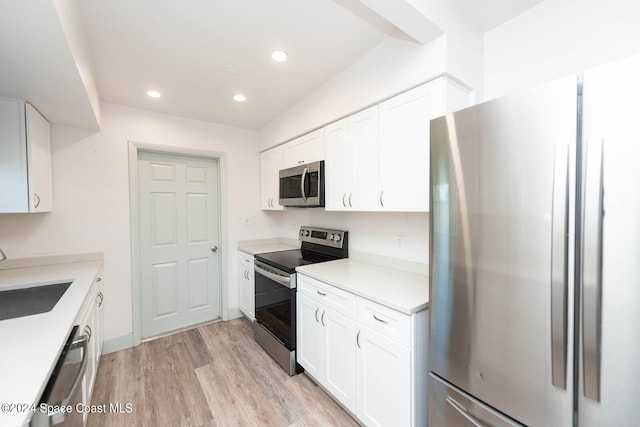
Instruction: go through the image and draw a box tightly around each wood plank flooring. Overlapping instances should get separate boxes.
[88,318,359,427]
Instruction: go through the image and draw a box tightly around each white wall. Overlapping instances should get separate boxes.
[0,103,274,346]
[484,0,640,100]
[273,210,429,264]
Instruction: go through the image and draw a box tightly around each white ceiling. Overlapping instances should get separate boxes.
[0,0,545,131]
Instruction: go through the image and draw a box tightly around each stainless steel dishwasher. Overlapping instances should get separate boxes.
[30,325,90,427]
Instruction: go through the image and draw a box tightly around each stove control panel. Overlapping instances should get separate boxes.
[299,226,347,249]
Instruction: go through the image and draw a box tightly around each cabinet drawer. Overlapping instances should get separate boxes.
[238,251,254,269]
[356,297,411,347]
[298,274,355,318]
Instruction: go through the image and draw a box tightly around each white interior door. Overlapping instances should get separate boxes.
[138,151,221,338]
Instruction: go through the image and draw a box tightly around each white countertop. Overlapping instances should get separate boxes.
[296,258,429,315]
[0,259,103,427]
[237,238,300,255]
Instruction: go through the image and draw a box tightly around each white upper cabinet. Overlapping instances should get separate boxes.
[325,106,379,211]
[378,78,444,212]
[260,145,284,210]
[325,77,471,213]
[282,128,325,168]
[0,98,52,213]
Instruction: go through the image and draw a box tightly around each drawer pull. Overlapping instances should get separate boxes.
[373,314,389,324]
[317,290,327,296]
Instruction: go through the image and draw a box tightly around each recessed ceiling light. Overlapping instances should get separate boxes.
[271,50,288,62]
[146,90,161,98]
[234,94,246,102]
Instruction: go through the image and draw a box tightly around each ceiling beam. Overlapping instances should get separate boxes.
[335,0,444,44]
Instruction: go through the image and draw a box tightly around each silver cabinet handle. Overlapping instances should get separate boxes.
[33,193,41,208]
[348,193,353,207]
[446,396,483,427]
[373,314,389,324]
[342,193,346,207]
[317,290,326,296]
[211,246,218,253]
[300,167,308,203]
[96,277,102,282]
[551,144,569,390]
[315,307,319,323]
[583,137,604,401]
[321,310,325,326]
[98,292,104,307]
[356,330,361,348]
[379,190,384,207]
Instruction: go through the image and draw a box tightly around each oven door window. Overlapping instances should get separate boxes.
[255,272,295,350]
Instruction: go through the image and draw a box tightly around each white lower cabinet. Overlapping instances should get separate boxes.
[297,278,357,412]
[238,251,255,320]
[357,325,411,426]
[297,273,428,426]
[77,269,104,424]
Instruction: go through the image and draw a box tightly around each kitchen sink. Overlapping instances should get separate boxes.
[0,282,72,321]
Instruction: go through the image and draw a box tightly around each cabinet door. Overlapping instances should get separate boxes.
[357,326,411,427]
[95,275,104,366]
[324,118,351,211]
[378,79,444,212]
[238,263,249,317]
[325,106,379,212]
[26,104,52,212]
[297,293,325,380]
[238,256,255,320]
[260,147,284,210]
[349,106,379,211]
[324,307,357,413]
[282,128,324,168]
[0,98,28,212]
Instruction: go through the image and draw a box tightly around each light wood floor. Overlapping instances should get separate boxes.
[88,318,359,426]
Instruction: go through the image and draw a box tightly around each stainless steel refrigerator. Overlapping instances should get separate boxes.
[428,54,640,426]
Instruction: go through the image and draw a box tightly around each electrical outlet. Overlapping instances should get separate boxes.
[242,216,254,226]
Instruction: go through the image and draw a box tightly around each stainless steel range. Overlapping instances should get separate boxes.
[253,226,348,375]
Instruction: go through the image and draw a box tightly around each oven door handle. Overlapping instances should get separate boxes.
[254,261,295,289]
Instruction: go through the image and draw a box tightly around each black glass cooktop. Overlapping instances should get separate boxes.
[254,249,338,274]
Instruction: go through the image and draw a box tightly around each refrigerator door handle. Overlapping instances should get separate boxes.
[446,396,484,427]
[551,144,570,389]
[582,137,604,401]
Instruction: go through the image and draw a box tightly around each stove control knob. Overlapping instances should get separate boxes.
[334,234,342,243]
[299,230,304,236]
[329,233,335,241]
[304,230,310,237]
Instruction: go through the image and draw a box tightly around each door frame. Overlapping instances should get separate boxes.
[128,141,229,347]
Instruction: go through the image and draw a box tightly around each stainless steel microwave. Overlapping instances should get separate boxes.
[279,160,325,207]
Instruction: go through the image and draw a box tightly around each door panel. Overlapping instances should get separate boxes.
[580,54,640,427]
[429,76,577,426]
[152,262,179,318]
[139,151,220,338]
[151,193,177,246]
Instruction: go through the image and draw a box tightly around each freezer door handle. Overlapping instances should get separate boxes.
[446,396,484,427]
[551,144,569,389]
[582,137,604,402]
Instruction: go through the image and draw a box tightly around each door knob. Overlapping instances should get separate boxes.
[211,246,218,253]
